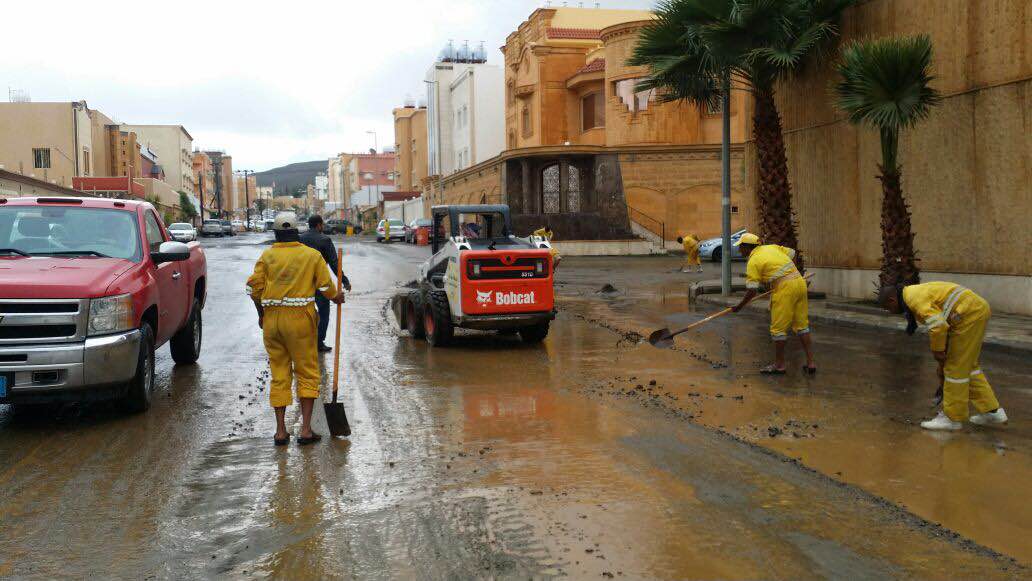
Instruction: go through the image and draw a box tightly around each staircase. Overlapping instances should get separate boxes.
[626,205,668,254]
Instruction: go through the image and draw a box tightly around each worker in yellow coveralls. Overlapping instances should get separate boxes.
[731,233,815,375]
[533,225,562,270]
[677,234,703,273]
[879,282,1007,431]
[247,212,345,446]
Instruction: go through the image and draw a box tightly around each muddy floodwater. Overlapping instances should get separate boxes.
[1,236,1028,579]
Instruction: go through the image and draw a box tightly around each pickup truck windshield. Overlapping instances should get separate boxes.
[0,207,142,261]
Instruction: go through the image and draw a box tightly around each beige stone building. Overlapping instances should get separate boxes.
[119,125,195,194]
[765,0,1031,314]
[393,105,429,192]
[426,6,750,245]
[0,101,131,187]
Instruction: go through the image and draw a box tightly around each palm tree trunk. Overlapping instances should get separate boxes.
[877,166,920,287]
[752,89,803,270]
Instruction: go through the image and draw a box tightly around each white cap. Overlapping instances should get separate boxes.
[273,212,298,231]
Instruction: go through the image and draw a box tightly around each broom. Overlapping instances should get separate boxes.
[324,247,351,437]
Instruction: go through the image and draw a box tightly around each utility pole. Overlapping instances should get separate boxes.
[239,169,253,231]
[720,73,732,296]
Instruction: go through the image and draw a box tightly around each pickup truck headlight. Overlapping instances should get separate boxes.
[88,294,135,336]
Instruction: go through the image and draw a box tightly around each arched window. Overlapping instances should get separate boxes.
[521,105,532,137]
[542,164,560,214]
[567,165,581,212]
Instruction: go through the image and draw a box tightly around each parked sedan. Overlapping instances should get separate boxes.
[167,222,197,242]
[405,218,433,243]
[201,219,224,237]
[221,220,235,236]
[698,228,749,262]
[376,219,407,243]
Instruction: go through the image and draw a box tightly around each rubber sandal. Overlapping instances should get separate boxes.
[760,365,786,375]
[802,365,817,375]
[297,432,323,446]
[274,436,290,446]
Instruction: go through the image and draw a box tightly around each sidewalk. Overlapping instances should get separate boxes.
[694,277,1032,356]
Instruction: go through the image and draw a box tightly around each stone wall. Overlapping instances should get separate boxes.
[621,146,752,241]
[763,0,1031,280]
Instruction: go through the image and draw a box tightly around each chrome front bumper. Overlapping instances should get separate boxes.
[0,329,141,401]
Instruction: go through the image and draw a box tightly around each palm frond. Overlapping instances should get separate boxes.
[834,35,943,131]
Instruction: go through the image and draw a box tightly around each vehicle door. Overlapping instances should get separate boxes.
[144,210,187,343]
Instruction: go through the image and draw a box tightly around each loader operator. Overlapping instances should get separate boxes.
[879,282,1007,431]
[731,233,815,375]
[678,234,703,273]
[533,225,562,270]
[246,212,345,447]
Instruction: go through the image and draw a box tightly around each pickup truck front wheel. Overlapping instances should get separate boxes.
[170,301,203,364]
[120,324,155,413]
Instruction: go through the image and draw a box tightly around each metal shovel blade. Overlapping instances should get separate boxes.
[648,328,675,349]
[324,402,351,437]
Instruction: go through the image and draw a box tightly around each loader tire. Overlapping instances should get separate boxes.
[519,321,550,344]
[407,291,426,339]
[424,290,453,347]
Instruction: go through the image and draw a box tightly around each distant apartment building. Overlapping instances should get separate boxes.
[140,145,165,181]
[0,101,134,187]
[326,156,346,214]
[392,102,429,192]
[424,42,504,178]
[120,125,195,194]
[342,152,397,208]
[314,173,328,201]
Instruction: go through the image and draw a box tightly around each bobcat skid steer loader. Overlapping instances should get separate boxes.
[392,204,556,346]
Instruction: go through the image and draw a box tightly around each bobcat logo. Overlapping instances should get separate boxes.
[476,290,493,305]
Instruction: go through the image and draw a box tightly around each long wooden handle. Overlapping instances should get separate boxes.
[331,248,344,403]
[668,272,814,339]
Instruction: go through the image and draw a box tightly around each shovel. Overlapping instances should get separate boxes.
[649,273,813,349]
[324,247,351,437]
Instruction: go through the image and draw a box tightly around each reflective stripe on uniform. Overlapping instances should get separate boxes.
[771,332,788,342]
[769,262,796,281]
[261,297,316,307]
[746,281,760,290]
[944,375,970,384]
[317,286,330,292]
[924,314,947,329]
[971,369,983,376]
[796,327,810,335]
[784,248,796,260]
[942,286,969,322]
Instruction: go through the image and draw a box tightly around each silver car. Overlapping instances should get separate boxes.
[697,228,749,262]
[167,222,197,242]
[201,219,223,237]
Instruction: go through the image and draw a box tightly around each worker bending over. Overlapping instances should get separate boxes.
[533,225,563,270]
[879,282,1007,431]
[731,233,815,374]
[678,234,703,273]
[247,212,344,446]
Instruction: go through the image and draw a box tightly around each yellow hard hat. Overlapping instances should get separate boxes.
[733,232,761,247]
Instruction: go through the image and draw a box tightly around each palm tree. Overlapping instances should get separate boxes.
[631,0,857,270]
[834,35,941,287]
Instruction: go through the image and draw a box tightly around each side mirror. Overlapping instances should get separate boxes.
[153,241,190,264]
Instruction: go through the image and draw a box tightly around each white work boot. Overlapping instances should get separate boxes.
[920,411,962,431]
[696,266,704,272]
[969,408,1008,426]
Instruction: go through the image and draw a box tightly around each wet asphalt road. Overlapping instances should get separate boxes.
[0,234,1027,579]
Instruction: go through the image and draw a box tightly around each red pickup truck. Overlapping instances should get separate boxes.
[0,196,206,412]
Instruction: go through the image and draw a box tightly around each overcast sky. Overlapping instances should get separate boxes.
[2,0,655,172]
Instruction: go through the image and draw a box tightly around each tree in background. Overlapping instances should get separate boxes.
[631,0,857,270]
[178,191,199,223]
[834,35,941,287]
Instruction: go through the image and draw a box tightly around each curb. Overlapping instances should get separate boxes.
[696,295,1032,357]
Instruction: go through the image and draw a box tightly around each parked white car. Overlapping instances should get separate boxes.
[201,219,224,237]
[376,219,407,243]
[167,222,197,242]
[231,220,245,232]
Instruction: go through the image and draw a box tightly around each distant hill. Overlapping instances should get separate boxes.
[255,160,326,196]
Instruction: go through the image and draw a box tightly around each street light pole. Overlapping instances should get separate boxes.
[239,169,253,231]
[366,130,382,210]
[720,73,733,296]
